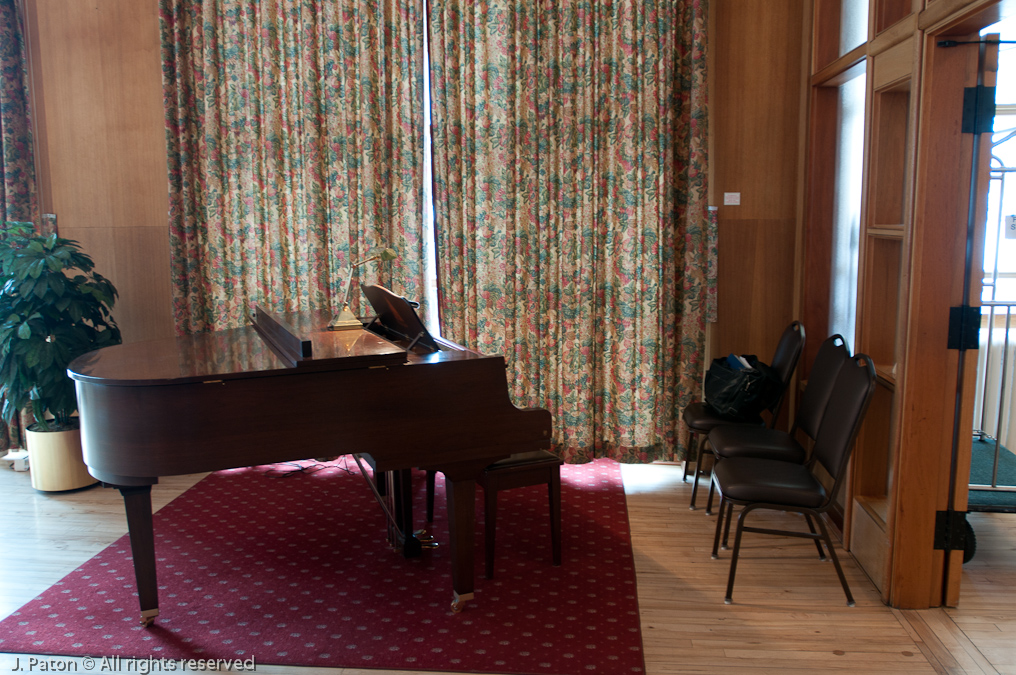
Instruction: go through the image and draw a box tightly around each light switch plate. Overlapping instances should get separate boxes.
[723,192,741,206]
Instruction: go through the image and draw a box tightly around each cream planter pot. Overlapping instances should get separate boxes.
[26,425,97,492]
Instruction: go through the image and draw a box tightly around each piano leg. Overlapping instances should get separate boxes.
[118,485,160,627]
[444,475,476,613]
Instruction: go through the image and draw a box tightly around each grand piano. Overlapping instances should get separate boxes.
[67,293,553,625]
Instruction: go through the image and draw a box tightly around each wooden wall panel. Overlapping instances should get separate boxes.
[715,218,797,359]
[800,87,838,375]
[713,1,805,224]
[61,226,173,342]
[711,0,807,367]
[26,0,173,343]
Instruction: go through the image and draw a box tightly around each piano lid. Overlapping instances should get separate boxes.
[68,309,407,387]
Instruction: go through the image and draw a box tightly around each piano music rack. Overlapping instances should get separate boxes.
[251,304,407,370]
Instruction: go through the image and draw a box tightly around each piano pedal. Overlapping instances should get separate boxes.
[414,529,439,549]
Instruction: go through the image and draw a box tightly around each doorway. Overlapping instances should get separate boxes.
[970,16,1016,514]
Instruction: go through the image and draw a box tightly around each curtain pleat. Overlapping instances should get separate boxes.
[160,0,426,333]
[430,0,710,463]
[0,0,36,451]
[0,0,36,225]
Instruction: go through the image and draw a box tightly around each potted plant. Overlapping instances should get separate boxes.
[0,227,121,491]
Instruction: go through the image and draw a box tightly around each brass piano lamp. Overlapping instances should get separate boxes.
[328,247,398,330]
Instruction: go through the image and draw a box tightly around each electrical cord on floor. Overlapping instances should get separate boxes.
[263,456,358,478]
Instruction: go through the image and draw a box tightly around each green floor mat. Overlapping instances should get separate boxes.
[968,437,1016,512]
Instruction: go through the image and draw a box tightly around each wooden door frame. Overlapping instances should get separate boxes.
[892,3,1005,608]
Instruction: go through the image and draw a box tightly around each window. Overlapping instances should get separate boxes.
[829,72,866,343]
[983,17,1016,302]
[840,0,869,55]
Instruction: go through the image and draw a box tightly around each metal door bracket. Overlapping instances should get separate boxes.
[947,305,980,350]
[962,86,996,134]
[934,510,969,552]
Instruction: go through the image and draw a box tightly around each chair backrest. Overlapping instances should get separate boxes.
[809,354,877,508]
[765,320,806,426]
[793,334,850,440]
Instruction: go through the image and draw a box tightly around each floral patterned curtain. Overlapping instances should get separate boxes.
[160,0,426,333]
[0,0,36,225]
[429,0,710,463]
[0,0,36,451]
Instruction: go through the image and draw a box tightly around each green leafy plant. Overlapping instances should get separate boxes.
[0,228,121,431]
[0,221,34,245]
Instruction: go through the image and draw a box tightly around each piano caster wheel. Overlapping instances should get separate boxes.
[451,591,473,614]
[139,609,158,627]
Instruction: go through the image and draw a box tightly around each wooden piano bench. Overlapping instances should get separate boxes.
[427,450,563,579]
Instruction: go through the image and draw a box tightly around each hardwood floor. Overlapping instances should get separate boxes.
[0,461,1013,674]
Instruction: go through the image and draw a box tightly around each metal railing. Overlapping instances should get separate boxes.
[972,301,1016,493]
[969,111,1016,499]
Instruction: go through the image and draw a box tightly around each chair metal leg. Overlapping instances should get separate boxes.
[711,494,727,559]
[813,513,855,606]
[804,514,827,560]
[724,504,755,604]
[705,472,716,516]
[689,436,708,510]
[721,496,734,549]
[682,433,696,482]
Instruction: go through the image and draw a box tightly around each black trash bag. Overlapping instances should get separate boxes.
[703,354,784,422]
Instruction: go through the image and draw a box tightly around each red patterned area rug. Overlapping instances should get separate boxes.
[0,458,643,674]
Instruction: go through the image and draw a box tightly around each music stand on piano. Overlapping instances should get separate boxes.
[361,284,439,354]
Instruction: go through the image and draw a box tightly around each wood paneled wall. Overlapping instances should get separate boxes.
[25,0,173,344]
[710,1,808,372]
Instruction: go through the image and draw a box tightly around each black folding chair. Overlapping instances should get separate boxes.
[704,334,850,513]
[708,354,876,606]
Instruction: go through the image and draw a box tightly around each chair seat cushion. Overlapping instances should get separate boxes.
[708,426,807,463]
[682,401,762,434]
[713,457,827,508]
